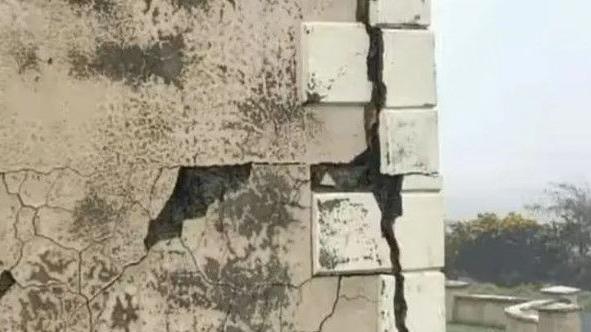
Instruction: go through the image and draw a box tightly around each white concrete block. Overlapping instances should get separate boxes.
[400,271,446,332]
[312,193,389,275]
[306,105,367,163]
[396,192,444,270]
[322,272,445,332]
[379,109,439,175]
[369,0,431,27]
[312,192,444,275]
[402,174,442,192]
[383,30,436,107]
[299,22,372,104]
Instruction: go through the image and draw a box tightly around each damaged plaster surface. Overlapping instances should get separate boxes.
[0,0,355,173]
[0,164,344,331]
[0,0,442,330]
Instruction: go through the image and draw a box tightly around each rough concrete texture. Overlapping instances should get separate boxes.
[0,0,443,331]
[312,193,389,275]
[0,0,364,173]
[318,272,445,332]
[298,22,372,104]
[312,192,444,274]
[0,164,345,331]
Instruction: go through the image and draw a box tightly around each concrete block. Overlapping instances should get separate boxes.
[369,0,431,27]
[312,193,388,275]
[397,192,445,270]
[306,105,367,163]
[445,280,470,322]
[383,30,436,107]
[321,272,445,332]
[402,174,442,192]
[299,22,372,104]
[379,109,439,175]
[312,192,444,275]
[538,303,582,332]
[403,271,446,332]
[540,285,581,304]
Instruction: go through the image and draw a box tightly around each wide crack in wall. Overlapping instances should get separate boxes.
[144,165,251,249]
[310,1,410,330]
[0,271,15,300]
[0,0,424,329]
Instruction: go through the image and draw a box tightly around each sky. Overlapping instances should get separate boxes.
[434,0,591,220]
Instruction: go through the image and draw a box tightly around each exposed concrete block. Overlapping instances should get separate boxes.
[379,109,439,175]
[369,0,431,27]
[306,105,367,163]
[402,174,442,192]
[540,285,581,304]
[538,303,582,332]
[312,193,389,275]
[312,192,444,275]
[289,276,340,331]
[397,192,444,270]
[299,22,372,104]
[402,271,446,332]
[383,30,436,108]
[321,272,445,332]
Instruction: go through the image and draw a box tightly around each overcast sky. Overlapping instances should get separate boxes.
[434,0,591,220]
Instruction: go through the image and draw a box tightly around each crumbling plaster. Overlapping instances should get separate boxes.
[0,0,443,331]
[0,0,358,173]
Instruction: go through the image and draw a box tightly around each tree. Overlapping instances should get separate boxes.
[529,183,591,258]
[445,213,542,285]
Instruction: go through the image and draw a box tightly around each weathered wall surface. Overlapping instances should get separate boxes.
[0,0,443,331]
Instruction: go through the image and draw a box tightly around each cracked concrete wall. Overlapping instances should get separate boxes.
[0,0,443,331]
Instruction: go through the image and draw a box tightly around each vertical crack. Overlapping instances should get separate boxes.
[359,1,409,330]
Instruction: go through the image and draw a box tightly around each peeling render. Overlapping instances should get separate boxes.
[144,165,251,249]
[0,0,440,330]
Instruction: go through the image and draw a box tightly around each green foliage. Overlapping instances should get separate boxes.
[446,182,591,288]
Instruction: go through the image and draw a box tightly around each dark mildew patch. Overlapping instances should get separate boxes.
[13,43,39,75]
[144,165,251,249]
[111,293,139,332]
[229,59,302,133]
[68,34,185,88]
[72,191,122,241]
[140,165,306,330]
[173,0,209,11]
[204,256,291,330]
[68,0,115,14]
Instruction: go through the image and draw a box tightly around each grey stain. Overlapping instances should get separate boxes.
[68,34,185,88]
[111,293,139,332]
[13,43,39,75]
[72,191,122,241]
[68,0,115,14]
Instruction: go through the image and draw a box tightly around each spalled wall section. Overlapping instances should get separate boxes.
[0,0,443,331]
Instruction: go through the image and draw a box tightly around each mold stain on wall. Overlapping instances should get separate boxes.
[68,34,185,88]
